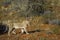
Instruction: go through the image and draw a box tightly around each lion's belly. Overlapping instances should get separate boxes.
[13,25,26,29]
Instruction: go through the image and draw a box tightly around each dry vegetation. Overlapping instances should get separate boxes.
[0,0,60,40]
[0,16,60,40]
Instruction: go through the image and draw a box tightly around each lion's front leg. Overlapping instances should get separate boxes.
[24,27,29,34]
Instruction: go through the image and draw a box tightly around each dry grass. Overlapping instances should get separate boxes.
[0,16,60,40]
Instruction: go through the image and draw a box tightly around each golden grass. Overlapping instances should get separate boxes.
[0,16,60,40]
